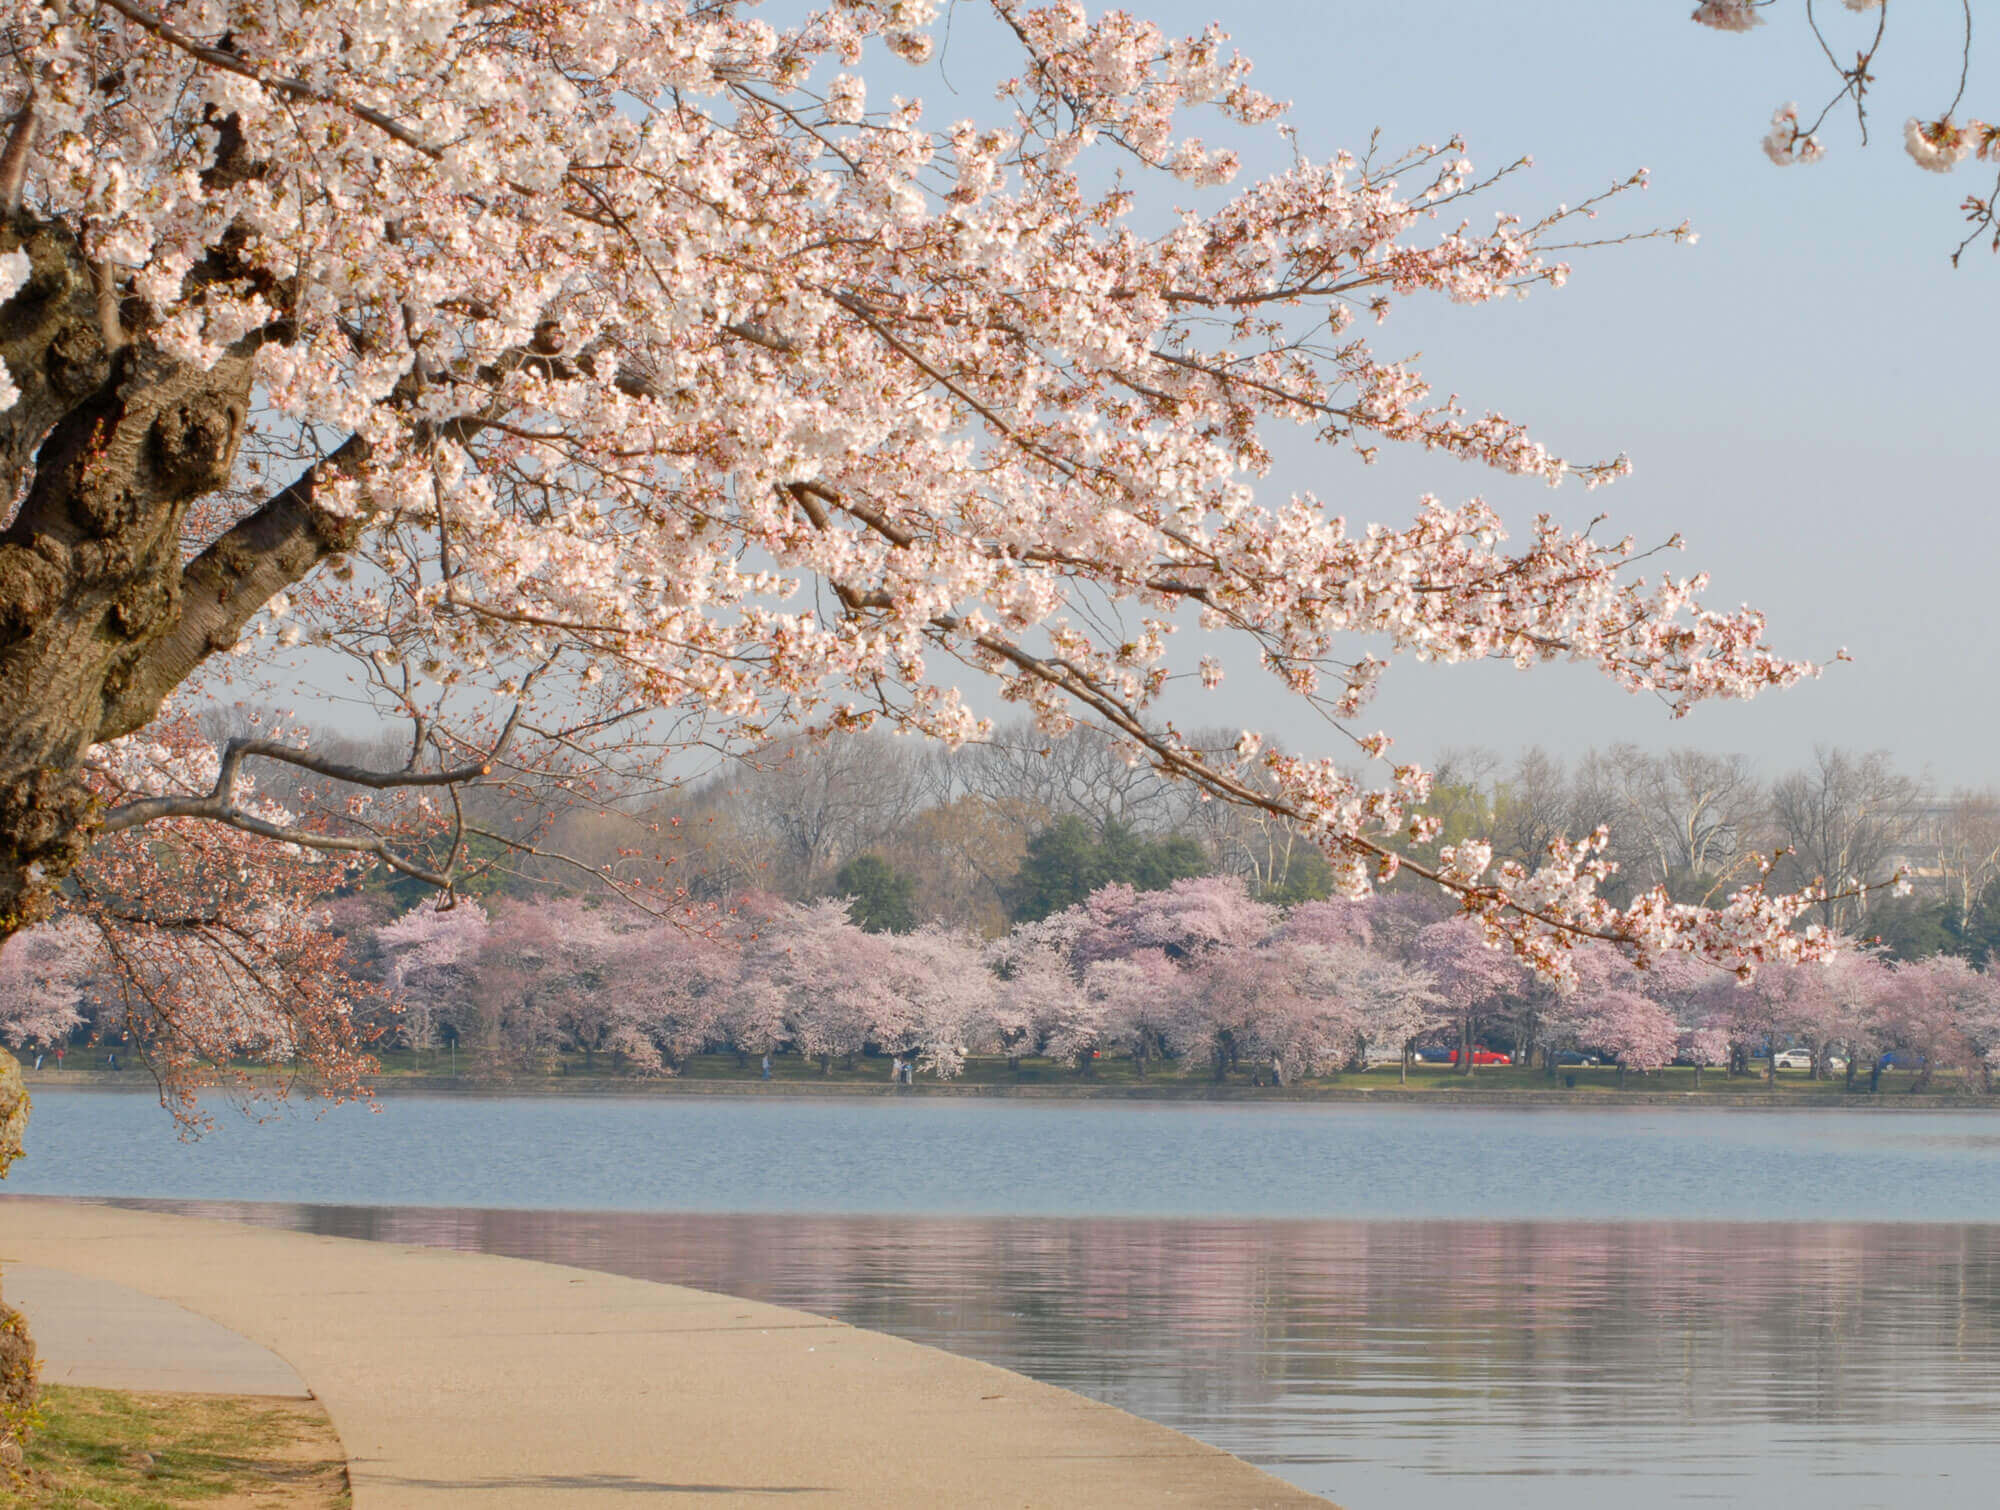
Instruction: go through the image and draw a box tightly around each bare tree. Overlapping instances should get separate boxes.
[1596,745,1766,903]
[1491,747,1577,870]
[1931,790,2000,929]
[735,735,927,897]
[1769,748,1925,931]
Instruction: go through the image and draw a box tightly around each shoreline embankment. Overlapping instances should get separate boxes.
[18,1066,1998,1110]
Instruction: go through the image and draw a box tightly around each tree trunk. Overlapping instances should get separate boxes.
[1458,1011,1474,1076]
[1617,1063,1628,1091]
[1,214,369,943]
[1693,1062,1703,1090]
[1399,1043,1409,1085]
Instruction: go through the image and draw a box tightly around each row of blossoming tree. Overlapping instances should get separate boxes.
[16,876,1993,1094]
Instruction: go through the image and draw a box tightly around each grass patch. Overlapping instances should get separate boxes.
[2,1386,346,1509]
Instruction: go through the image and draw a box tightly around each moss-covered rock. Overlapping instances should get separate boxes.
[0,1053,38,1482]
[0,1054,24,1179]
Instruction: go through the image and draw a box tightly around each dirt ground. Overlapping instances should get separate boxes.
[1,1386,346,1509]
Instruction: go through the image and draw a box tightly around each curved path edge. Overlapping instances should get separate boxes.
[1,1196,1327,1508]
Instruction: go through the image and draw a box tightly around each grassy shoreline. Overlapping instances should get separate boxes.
[3,1384,347,1509]
[18,1053,1999,1109]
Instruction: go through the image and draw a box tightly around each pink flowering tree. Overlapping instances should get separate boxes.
[1416,918,1528,1074]
[1579,988,1679,1089]
[1088,949,1185,1079]
[877,926,994,1079]
[0,917,90,1050]
[1177,941,1281,1084]
[1067,878,1276,970]
[982,914,1083,1071]
[593,920,737,1075]
[1953,970,2000,1093]
[1869,955,1984,1093]
[1048,960,1118,1079]
[748,900,897,1075]
[0,0,1858,1142]
[1683,1025,1732,1089]
[375,896,491,1063]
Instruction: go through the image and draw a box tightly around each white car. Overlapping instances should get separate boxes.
[1771,1049,1815,1071]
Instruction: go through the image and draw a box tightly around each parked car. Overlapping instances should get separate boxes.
[1879,1050,1928,1069]
[1550,1050,1602,1067]
[1771,1049,1814,1071]
[1447,1048,1513,1066]
[1411,1046,1454,1063]
[1362,1044,1405,1067]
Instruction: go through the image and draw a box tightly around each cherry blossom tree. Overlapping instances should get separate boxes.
[1327,945,1440,1082]
[594,919,737,1075]
[1047,958,1117,1078]
[1580,988,1678,1089]
[1870,954,1985,1092]
[375,895,491,1063]
[1065,877,1275,971]
[750,898,897,1074]
[981,913,1081,1071]
[0,915,89,1049]
[1417,917,1527,1074]
[1085,948,1182,1079]
[0,0,1851,1120]
[1683,1025,1732,1089]
[876,925,992,1079]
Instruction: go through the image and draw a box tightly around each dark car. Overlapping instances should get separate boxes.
[1550,1050,1603,1066]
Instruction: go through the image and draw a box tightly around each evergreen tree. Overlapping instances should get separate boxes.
[832,854,918,934]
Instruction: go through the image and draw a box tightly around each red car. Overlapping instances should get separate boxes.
[1446,1048,1513,1066]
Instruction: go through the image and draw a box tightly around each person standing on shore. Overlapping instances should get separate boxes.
[761,1054,772,1081]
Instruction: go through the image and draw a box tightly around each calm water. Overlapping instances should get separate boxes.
[9,1092,2000,1508]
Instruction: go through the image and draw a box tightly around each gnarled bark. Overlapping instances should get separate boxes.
[0,212,353,942]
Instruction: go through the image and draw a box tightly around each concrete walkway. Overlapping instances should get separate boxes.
[1,1197,1326,1508]
[1,1261,309,1396]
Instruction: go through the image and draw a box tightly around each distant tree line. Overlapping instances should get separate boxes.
[543,729,1995,963]
[15,874,1996,1094]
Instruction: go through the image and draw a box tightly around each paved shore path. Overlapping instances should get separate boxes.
[2,1197,1327,1508]
[1,1260,311,1396]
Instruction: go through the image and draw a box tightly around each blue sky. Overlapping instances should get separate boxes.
[1073,1,1999,785]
